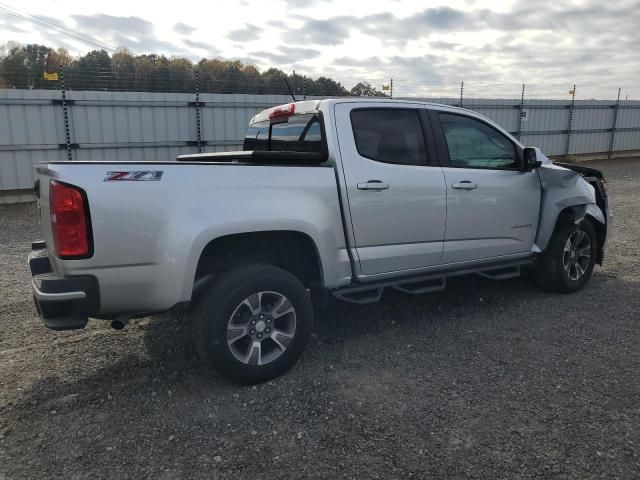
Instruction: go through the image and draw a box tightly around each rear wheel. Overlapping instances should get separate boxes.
[191,264,313,385]
[532,218,597,293]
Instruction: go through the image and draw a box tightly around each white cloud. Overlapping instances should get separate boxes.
[0,0,637,99]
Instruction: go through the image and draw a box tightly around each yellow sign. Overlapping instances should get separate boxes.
[43,72,59,81]
[382,84,390,91]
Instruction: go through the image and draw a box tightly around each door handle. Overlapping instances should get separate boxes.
[357,180,390,191]
[452,181,478,190]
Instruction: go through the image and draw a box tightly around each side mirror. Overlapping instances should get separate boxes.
[523,147,543,171]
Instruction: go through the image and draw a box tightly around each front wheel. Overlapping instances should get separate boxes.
[532,218,597,293]
[191,264,313,385]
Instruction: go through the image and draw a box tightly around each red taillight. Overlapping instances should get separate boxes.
[49,180,91,258]
[268,103,295,120]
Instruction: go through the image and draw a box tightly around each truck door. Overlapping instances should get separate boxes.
[334,103,447,276]
[429,109,541,264]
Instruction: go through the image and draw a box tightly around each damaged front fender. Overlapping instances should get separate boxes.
[574,203,606,225]
[532,150,606,252]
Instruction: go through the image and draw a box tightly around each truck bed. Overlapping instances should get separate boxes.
[176,150,327,165]
[33,160,352,315]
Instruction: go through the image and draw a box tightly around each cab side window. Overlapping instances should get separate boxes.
[350,109,428,165]
[439,113,520,169]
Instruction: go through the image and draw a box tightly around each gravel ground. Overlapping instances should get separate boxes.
[1,158,639,479]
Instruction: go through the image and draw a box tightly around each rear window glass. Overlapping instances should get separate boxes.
[350,109,427,165]
[243,113,324,154]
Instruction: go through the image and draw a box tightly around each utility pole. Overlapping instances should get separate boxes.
[459,80,464,108]
[195,68,203,153]
[516,83,526,140]
[390,78,393,99]
[565,84,576,155]
[292,70,298,97]
[59,64,72,161]
[608,88,621,160]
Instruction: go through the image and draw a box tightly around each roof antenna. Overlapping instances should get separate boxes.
[284,75,297,102]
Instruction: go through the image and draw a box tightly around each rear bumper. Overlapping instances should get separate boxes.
[29,241,100,330]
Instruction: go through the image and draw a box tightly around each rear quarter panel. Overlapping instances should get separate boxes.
[37,162,351,314]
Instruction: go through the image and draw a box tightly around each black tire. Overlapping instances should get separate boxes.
[191,264,313,385]
[532,217,597,293]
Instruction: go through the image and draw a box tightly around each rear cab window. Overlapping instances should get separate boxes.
[243,113,325,154]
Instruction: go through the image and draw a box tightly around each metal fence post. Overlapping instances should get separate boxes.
[608,88,621,160]
[59,64,72,161]
[516,83,526,140]
[459,80,464,108]
[565,84,576,155]
[195,68,203,153]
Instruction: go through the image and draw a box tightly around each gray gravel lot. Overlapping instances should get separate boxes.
[1,158,639,479]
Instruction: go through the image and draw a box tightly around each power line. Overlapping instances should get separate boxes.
[0,3,116,51]
[28,11,118,50]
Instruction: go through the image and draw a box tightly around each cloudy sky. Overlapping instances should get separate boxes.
[0,0,638,99]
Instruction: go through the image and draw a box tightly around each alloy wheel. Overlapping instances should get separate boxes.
[562,229,591,281]
[226,291,297,366]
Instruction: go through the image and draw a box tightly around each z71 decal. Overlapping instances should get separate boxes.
[104,171,164,182]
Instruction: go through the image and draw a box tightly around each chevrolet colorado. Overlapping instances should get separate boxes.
[29,99,610,384]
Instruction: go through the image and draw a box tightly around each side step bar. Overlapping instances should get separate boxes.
[393,277,446,295]
[332,259,529,305]
[476,265,522,280]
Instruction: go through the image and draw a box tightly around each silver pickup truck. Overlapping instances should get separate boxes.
[29,98,609,384]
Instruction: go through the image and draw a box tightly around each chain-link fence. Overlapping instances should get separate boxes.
[3,61,635,102]
[0,63,366,96]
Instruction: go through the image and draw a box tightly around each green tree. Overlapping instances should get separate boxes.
[142,55,171,92]
[259,67,289,94]
[0,45,5,88]
[350,82,387,97]
[307,76,348,96]
[111,48,136,91]
[242,64,261,94]
[0,41,384,97]
[1,43,53,89]
[24,44,53,89]
[68,49,112,90]
[167,57,194,92]
[198,58,225,92]
[132,54,157,91]
[55,48,73,66]
[219,61,246,93]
